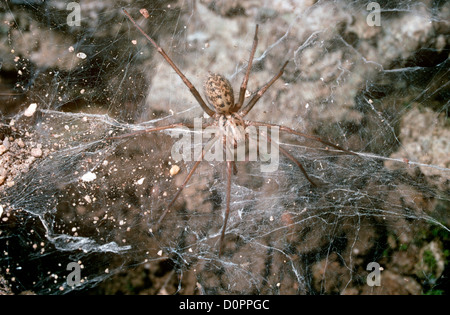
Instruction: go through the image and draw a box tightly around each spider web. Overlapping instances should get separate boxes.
[0,0,449,295]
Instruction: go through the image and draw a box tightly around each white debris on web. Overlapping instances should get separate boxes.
[24,103,37,117]
[81,171,96,182]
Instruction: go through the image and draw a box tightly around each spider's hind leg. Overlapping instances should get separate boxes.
[232,161,238,176]
[218,161,233,257]
[263,132,318,187]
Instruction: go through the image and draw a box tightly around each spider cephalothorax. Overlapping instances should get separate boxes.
[217,113,246,146]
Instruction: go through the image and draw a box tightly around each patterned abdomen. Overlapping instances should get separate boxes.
[204,73,235,114]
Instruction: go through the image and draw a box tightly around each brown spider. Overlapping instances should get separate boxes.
[119,9,356,256]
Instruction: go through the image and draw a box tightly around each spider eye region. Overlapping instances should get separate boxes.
[204,73,235,114]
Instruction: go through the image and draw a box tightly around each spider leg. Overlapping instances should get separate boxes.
[154,134,220,227]
[239,61,289,117]
[123,9,215,117]
[246,121,358,156]
[221,142,239,175]
[261,132,317,187]
[219,161,233,256]
[157,160,201,225]
[233,25,259,112]
[105,122,196,140]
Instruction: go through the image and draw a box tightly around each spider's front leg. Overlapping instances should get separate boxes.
[122,9,215,117]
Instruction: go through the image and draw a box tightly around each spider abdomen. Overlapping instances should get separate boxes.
[204,73,235,114]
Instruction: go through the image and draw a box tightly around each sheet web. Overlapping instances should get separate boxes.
[0,0,448,295]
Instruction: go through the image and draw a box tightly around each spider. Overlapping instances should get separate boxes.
[119,9,356,256]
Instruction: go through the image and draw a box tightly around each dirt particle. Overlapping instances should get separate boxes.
[0,145,8,156]
[170,165,180,176]
[30,147,42,158]
[76,52,87,59]
[16,138,25,148]
[140,8,150,19]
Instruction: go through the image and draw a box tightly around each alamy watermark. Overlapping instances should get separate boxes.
[366,262,382,286]
[367,2,381,26]
[66,2,81,26]
[169,118,280,172]
[66,262,81,286]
